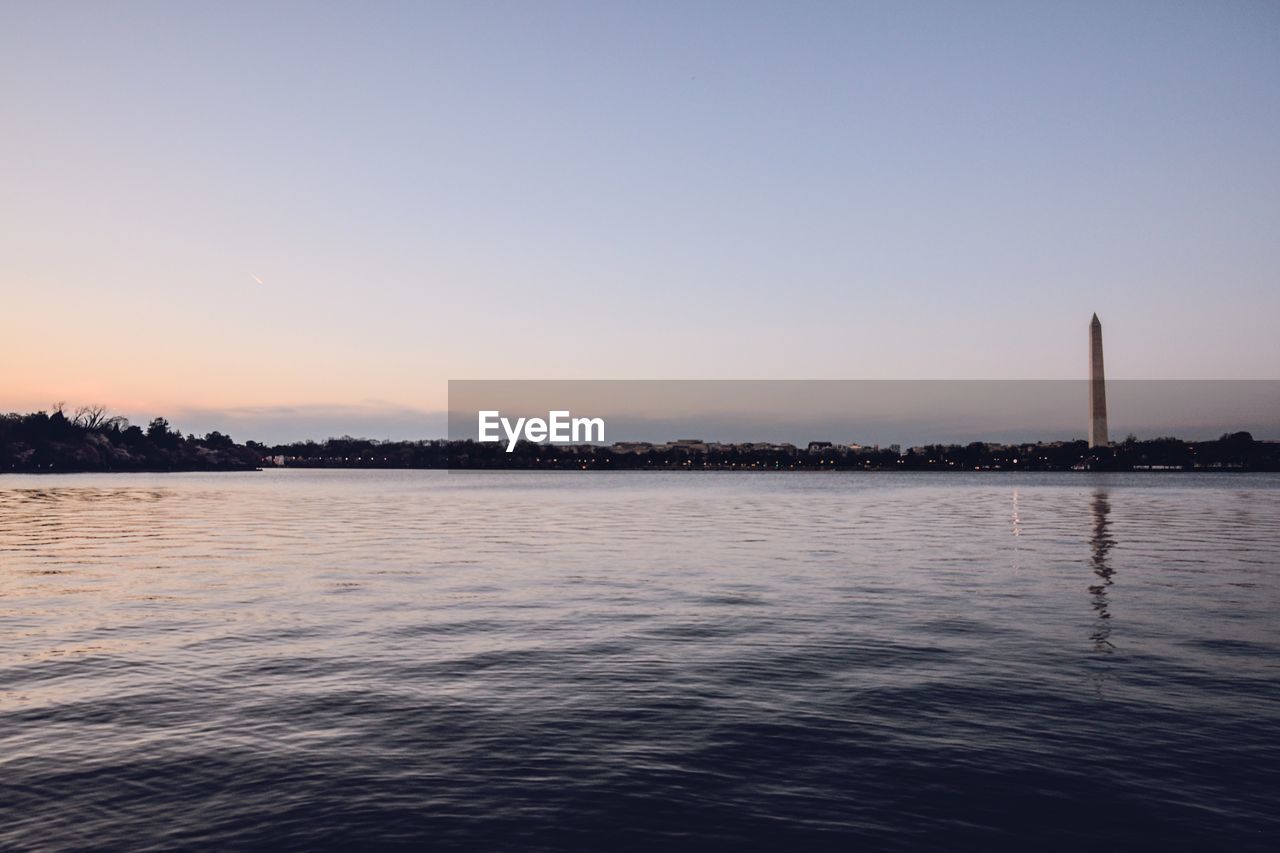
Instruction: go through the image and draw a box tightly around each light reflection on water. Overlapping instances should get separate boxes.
[1,470,1279,850]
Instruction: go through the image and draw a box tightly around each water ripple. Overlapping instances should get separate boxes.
[1,471,1279,849]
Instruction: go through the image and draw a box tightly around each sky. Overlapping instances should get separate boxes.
[3,1,1278,441]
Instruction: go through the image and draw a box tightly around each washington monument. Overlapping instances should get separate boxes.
[1089,313,1108,447]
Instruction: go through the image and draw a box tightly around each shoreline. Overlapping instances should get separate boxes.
[4,466,1276,475]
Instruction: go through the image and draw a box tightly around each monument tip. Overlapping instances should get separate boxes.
[1091,312,1100,325]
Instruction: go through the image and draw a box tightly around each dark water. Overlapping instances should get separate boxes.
[2,471,1279,850]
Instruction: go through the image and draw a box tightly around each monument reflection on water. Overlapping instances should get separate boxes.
[1089,490,1116,652]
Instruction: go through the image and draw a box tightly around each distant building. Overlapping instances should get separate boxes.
[611,442,654,455]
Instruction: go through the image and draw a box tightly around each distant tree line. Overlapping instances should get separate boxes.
[0,405,260,472]
[3,406,1277,473]
[264,431,1280,471]
[890,432,1273,471]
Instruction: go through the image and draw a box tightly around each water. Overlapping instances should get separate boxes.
[2,471,1278,850]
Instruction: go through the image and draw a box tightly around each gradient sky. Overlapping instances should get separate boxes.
[3,1,1278,440]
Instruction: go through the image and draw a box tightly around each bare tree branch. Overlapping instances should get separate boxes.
[74,405,111,429]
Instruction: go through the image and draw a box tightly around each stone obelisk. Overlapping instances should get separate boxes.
[1088,313,1108,447]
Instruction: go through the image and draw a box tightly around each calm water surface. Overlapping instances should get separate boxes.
[2,471,1279,850]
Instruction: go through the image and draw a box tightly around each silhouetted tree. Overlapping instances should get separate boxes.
[203,431,234,449]
[73,405,110,429]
